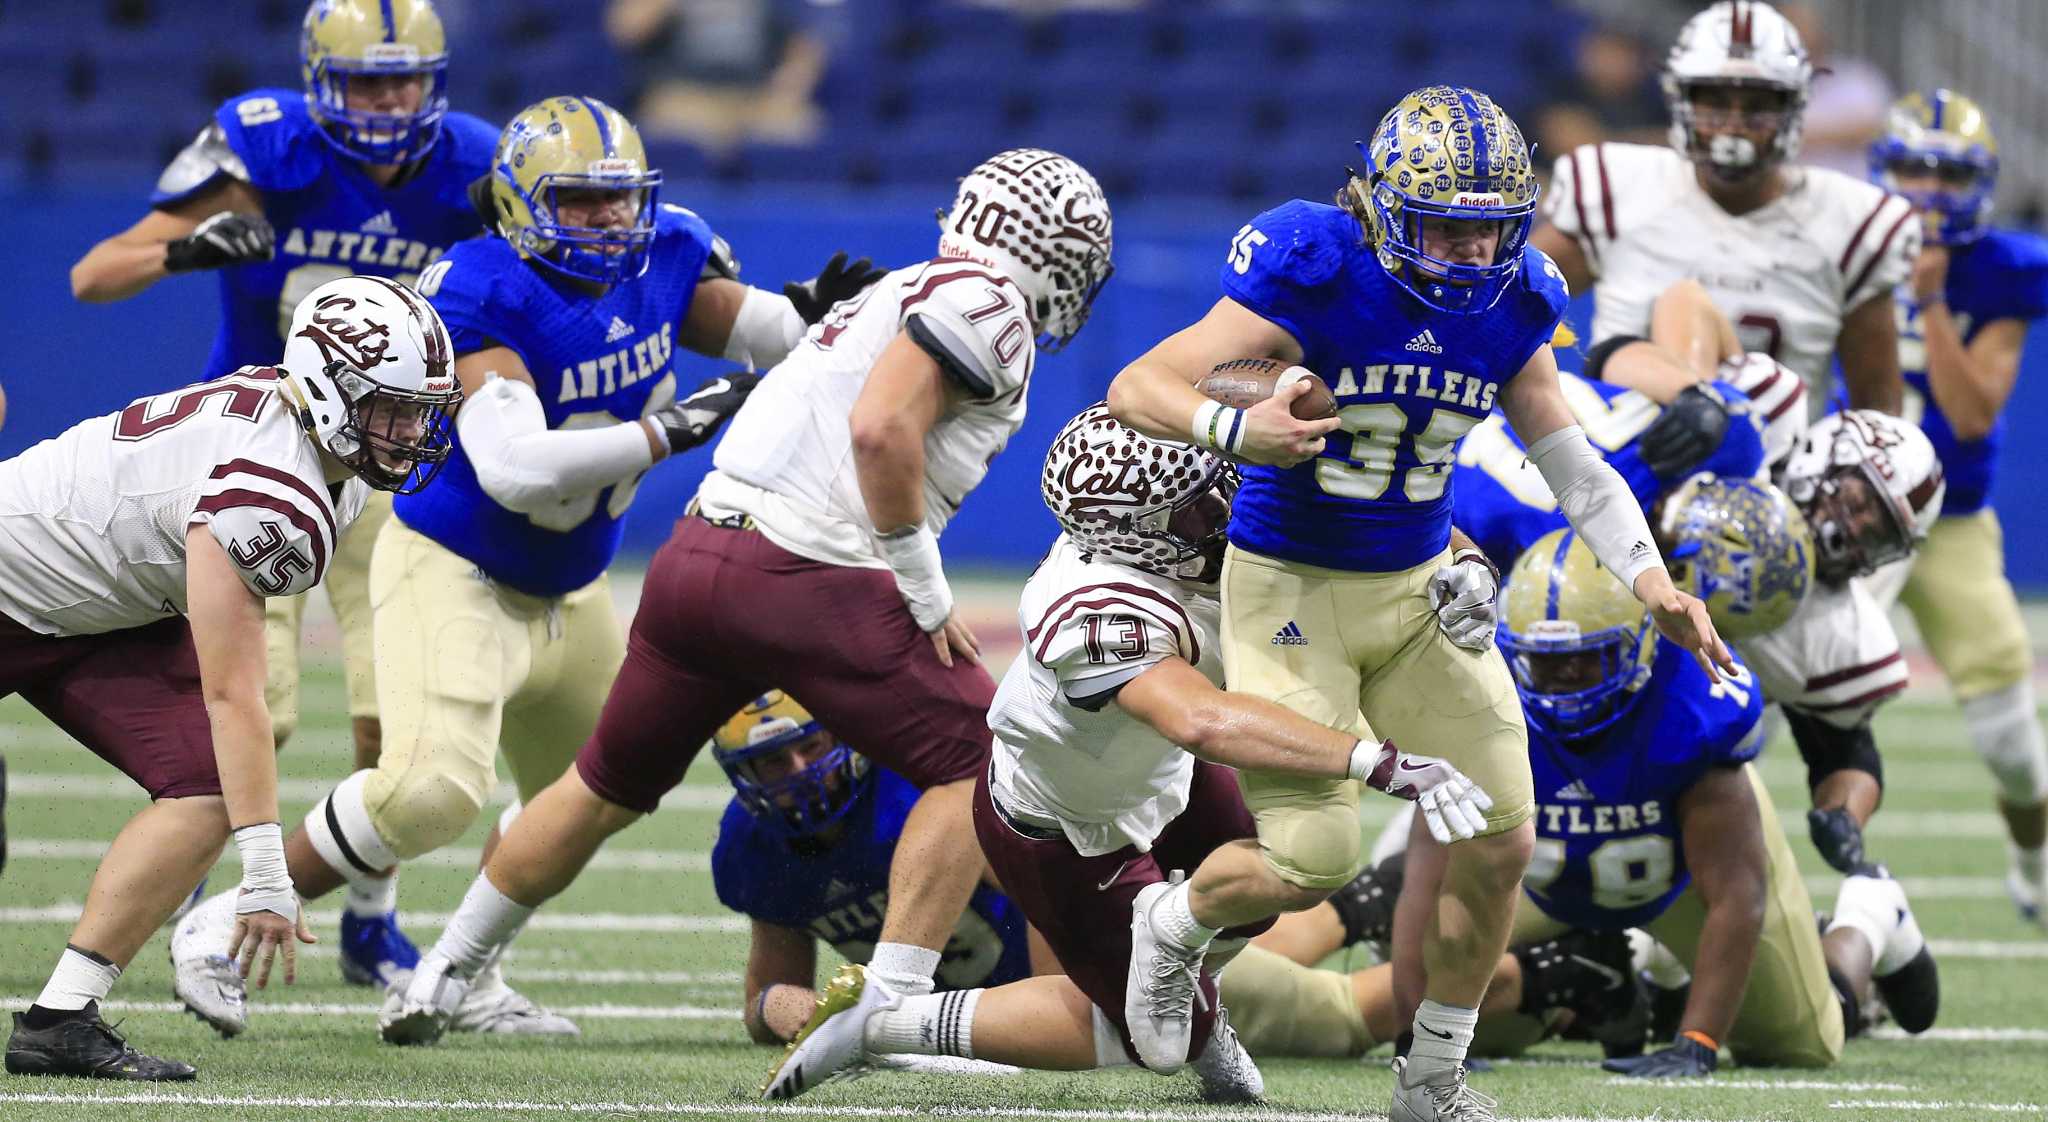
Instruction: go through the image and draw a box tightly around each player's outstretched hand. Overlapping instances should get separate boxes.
[229,897,316,990]
[1430,551,1500,650]
[1601,1034,1718,1078]
[650,371,762,456]
[165,211,275,273]
[785,251,888,325]
[1236,378,1340,468]
[1353,741,1493,843]
[929,610,981,669]
[1635,570,1736,683]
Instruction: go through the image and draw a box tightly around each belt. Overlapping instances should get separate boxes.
[988,767,1066,843]
[685,496,754,532]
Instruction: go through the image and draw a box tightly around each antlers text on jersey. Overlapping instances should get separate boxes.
[1321,362,1500,413]
[555,319,674,404]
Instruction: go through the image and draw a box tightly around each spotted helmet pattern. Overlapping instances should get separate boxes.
[1041,404,1236,582]
[938,149,1114,351]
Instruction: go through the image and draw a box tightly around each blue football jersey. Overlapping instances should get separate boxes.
[711,769,1033,993]
[151,89,497,379]
[396,205,716,596]
[1218,200,1570,572]
[1895,227,2048,515]
[1522,641,1766,930]
[1453,371,1766,568]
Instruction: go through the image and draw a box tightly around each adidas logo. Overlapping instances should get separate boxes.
[1554,779,1596,801]
[1271,621,1309,647]
[359,210,398,235]
[603,315,635,343]
[1405,328,1444,354]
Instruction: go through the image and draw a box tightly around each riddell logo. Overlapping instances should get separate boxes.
[1453,193,1505,207]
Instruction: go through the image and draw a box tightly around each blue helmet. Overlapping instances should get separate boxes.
[300,0,451,166]
[712,692,868,840]
[1500,529,1657,740]
[1345,85,1540,315]
[1869,89,1999,247]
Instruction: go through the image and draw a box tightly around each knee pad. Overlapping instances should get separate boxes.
[362,767,489,861]
[1258,804,1363,892]
[305,770,400,879]
[1961,683,2048,805]
[1785,707,1884,795]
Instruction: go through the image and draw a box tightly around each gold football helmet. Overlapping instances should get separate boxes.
[1500,529,1657,739]
[487,96,663,285]
[300,0,449,164]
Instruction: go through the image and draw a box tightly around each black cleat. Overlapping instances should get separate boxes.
[1807,807,1871,874]
[1514,928,1649,1058]
[1874,945,1940,1035]
[1328,852,1404,954]
[5,1003,196,1081]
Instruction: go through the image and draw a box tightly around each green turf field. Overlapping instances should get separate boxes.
[1,642,2044,1121]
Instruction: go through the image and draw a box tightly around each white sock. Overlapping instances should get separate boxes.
[1150,880,1219,951]
[345,869,399,919]
[863,989,980,1058]
[868,942,941,997]
[34,946,121,1012]
[2013,842,2047,889]
[1828,872,1925,976]
[1406,999,1478,1084]
[436,875,534,975]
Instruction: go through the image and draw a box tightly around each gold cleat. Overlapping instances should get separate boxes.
[759,963,870,1100]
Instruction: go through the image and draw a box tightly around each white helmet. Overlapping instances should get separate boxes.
[1779,410,1943,585]
[938,148,1113,351]
[1714,351,1807,469]
[1662,1,1813,182]
[280,275,462,494]
[1041,404,1236,583]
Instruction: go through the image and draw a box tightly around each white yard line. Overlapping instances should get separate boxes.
[0,903,746,933]
[1602,1078,1912,1091]
[1827,1099,2041,1113]
[5,838,712,873]
[2,771,731,811]
[1867,1026,2048,1041]
[0,997,735,1020]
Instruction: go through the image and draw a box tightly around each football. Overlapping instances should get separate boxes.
[1197,358,1339,420]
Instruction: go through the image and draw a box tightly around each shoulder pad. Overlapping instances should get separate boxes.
[700,233,740,281]
[1024,571,1197,709]
[152,121,250,205]
[418,239,516,353]
[1223,200,1349,291]
[901,262,1034,401]
[437,112,502,178]
[1833,186,1921,307]
[651,205,717,283]
[192,458,338,599]
[209,90,331,193]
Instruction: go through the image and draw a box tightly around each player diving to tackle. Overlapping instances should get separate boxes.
[171,95,876,1037]
[67,0,495,981]
[0,277,459,1080]
[375,151,1119,1082]
[1106,85,1731,1121]
[1864,90,2048,923]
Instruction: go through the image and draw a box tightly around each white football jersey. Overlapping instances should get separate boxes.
[0,368,366,637]
[987,535,1222,857]
[1547,143,1919,418]
[1737,575,1905,729]
[698,258,1035,568]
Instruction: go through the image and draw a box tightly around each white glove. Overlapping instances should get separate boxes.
[1349,740,1494,844]
[1430,548,1500,651]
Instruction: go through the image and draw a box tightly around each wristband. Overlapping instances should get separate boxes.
[875,523,954,632]
[233,822,297,918]
[1190,399,1246,456]
[1680,1029,1719,1052]
[1346,739,1392,785]
[1451,547,1499,584]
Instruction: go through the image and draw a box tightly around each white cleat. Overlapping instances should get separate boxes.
[2006,844,2045,928]
[1192,1009,1262,1103]
[1125,878,1207,1073]
[170,889,246,1038]
[760,964,896,1100]
[378,955,471,1046]
[450,960,580,1036]
[1391,1056,1499,1122]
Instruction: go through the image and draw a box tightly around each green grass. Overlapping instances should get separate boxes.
[2,651,2045,1122]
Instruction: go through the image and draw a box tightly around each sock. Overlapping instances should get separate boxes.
[1150,880,1219,951]
[32,946,121,1015]
[1405,998,1478,1084]
[868,942,941,997]
[436,874,534,975]
[345,869,400,919]
[1827,873,1925,976]
[1629,928,1692,989]
[863,989,980,1058]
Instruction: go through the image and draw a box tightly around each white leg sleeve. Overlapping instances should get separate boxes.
[1962,682,2048,805]
[305,769,401,882]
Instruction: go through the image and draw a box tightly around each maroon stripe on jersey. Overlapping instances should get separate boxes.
[1568,149,1600,263]
[194,490,328,581]
[1031,596,1193,667]
[899,263,1020,316]
[210,459,337,547]
[1592,145,1617,240]
[1027,582,1199,665]
[1837,193,1897,274]
[1844,205,1916,305]
[1804,650,1903,692]
[1806,679,1907,714]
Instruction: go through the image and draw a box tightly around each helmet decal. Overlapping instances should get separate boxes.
[1657,474,1813,640]
[937,149,1113,351]
[1041,404,1236,583]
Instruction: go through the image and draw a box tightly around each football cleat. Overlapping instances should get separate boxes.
[339,909,421,988]
[761,963,893,1100]
[1125,878,1209,1073]
[5,1003,195,1081]
[1391,1056,1498,1122]
[450,961,579,1036]
[2006,844,2045,927]
[1329,852,1405,957]
[1192,1008,1263,1104]
[168,877,207,924]
[1807,806,1871,874]
[378,954,471,1046]
[1515,928,1648,1058]
[1859,871,1940,1034]
[170,889,246,1038]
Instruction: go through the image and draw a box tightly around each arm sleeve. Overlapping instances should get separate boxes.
[1028,591,1197,712]
[456,375,655,514]
[1527,425,1665,588]
[902,269,1034,401]
[723,285,806,368]
[189,465,336,599]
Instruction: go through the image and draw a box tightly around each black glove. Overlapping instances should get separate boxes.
[1600,1034,1718,1078]
[1638,384,1734,480]
[649,371,761,455]
[165,211,276,273]
[784,251,887,325]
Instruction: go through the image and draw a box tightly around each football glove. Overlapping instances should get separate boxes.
[1600,1033,1718,1078]
[165,211,276,273]
[784,251,887,325]
[1352,741,1493,843]
[1430,548,1500,650]
[1638,384,1733,480]
[649,371,761,456]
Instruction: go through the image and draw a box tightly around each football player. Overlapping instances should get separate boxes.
[170,96,870,1038]
[371,150,1113,1072]
[0,277,458,1080]
[1532,1,1918,420]
[1863,90,2048,923]
[1105,85,1730,1121]
[66,0,496,980]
